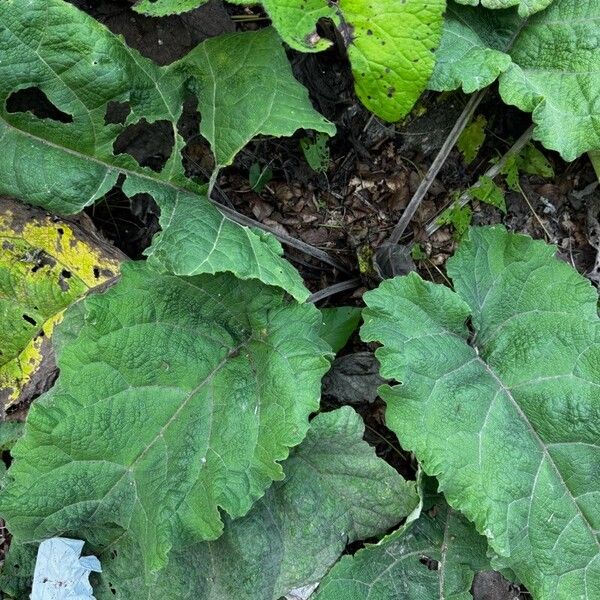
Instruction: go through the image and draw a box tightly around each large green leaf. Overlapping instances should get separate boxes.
[134,0,446,122]
[81,407,418,599]
[430,0,600,160]
[181,27,335,170]
[454,0,554,17]
[315,496,490,599]
[0,0,334,300]
[340,0,446,122]
[361,226,600,600]
[0,261,331,574]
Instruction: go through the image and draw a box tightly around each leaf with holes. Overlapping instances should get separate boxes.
[315,495,490,600]
[0,0,334,300]
[0,198,122,409]
[361,226,600,600]
[429,0,600,160]
[0,262,331,574]
[133,0,446,122]
[84,407,418,599]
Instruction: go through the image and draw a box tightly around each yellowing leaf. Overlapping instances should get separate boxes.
[0,198,122,408]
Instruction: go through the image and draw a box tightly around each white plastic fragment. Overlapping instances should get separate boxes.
[285,582,319,600]
[31,538,101,600]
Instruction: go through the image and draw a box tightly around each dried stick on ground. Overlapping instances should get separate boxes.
[387,89,488,246]
[308,278,361,303]
[425,124,535,236]
[212,197,351,274]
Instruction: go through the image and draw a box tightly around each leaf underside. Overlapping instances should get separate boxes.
[361,226,600,600]
[430,0,600,160]
[0,262,331,574]
[0,0,334,300]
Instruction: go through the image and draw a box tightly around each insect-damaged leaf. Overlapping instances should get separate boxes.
[0,198,121,409]
[0,262,331,574]
[361,226,600,600]
[133,0,446,122]
[0,0,334,300]
[181,27,335,170]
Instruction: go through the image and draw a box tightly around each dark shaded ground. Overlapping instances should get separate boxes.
[4,1,599,598]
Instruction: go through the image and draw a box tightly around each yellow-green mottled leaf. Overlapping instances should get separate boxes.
[137,0,446,122]
[341,0,446,122]
[0,198,121,408]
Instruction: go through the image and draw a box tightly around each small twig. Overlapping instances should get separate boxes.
[214,202,351,274]
[518,185,554,242]
[308,278,361,303]
[426,124,535,236]
[387,89,488,246]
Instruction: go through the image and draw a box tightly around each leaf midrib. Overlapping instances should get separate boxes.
[37,333,255,545]
[474,354,600,551]
[401,299,600,557]
[0,117,198,211]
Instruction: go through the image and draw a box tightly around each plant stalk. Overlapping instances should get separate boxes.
[387,89,488,246]
[425,124,535,236]
[308,278,361,303]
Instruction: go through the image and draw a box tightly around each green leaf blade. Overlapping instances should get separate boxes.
[319,307,362,353]
[361,226,600,600]
[498,0,600,160]
[429,2,516,93]
[431,0,600,160]
[181,27,336,169]
[94,407,420,600]
[455,0,554,17]
[315,497,490,600]
[132,0,208,16]
[0,262,331,573]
